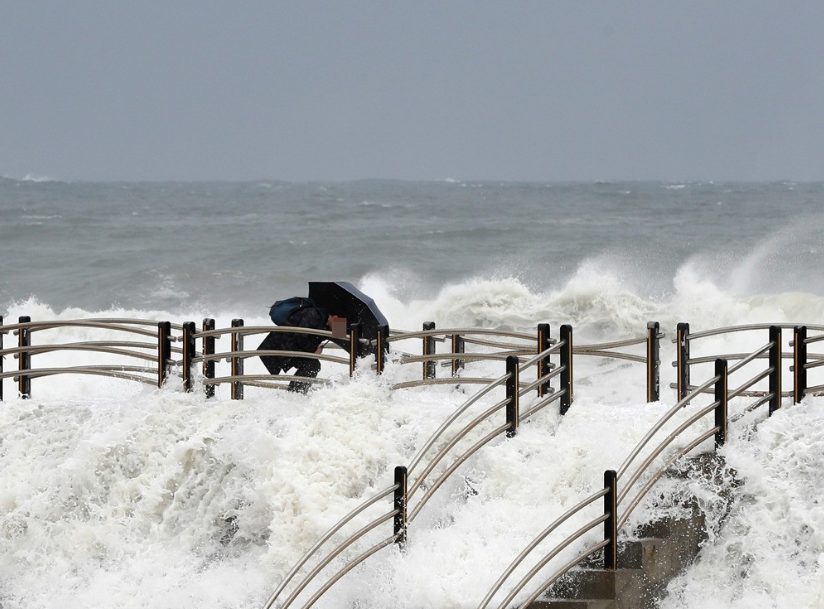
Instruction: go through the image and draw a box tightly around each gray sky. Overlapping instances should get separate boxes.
[2,1,823,182]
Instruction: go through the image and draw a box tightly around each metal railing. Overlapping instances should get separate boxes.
[479,325,786,608]
[0,316,183,398]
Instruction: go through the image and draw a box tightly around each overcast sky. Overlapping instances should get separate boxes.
[2,1,823,182]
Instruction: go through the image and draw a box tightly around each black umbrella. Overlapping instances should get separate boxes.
[308,281,388,354]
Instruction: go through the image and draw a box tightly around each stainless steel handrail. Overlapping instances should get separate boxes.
[478,488,608,609]
[279,510,397,609]
[407,372,510,475]
[262,485,397,609]
[408,397,509,502]
[1,366,156,383]
[494,522,611,609]
[617,427,717,530]
[617,374,719,480]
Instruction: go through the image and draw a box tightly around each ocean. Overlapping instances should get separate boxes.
[1,178,822,608]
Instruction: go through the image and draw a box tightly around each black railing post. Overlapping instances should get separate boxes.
[202,318,215,398]
[349,322,361,376]
[793,325,807,404]
[676,322,691,401]
[647,321,660,403]
[231,319,244,400]
[182,322,196,393]
[451,333,465,376]
[506,355,520,438]
[604,470,618,570]
[714,358,728,448]
[18,316,31,398]
[560,324,573,415]
[157,321,171,389]
[376,324,389,375]
[423,321,436,380]
[393,465,408,548]
[769,325,782,415]
[537,323,551,397]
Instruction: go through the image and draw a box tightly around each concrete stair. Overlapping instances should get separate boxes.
[528,453,729,609]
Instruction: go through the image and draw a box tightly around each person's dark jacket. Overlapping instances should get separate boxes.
[257,306,327,376]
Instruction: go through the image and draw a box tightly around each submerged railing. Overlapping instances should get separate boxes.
[478,324,796,608]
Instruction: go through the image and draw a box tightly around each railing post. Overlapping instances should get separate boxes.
[182,322,196,392]
[604,470,618,570]
[423,322,436,380]
[393,465,408,548]
[349,322,361,376]
[231,319,244,400]
[769,325,782,415]
[647,321,660,403]
[537,323,551,397]
[793,325,807,404]
[676,322,691,401]
[18,316,31,398]
[560,324,573,415]
[157,321,171,389]
[376,324,389,375]
[202,318,215,398]
[451,333,465,376]
[714,358,728,448]
[506,355,520,438]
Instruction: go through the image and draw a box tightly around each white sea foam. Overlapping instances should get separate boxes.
[1,276,822,607]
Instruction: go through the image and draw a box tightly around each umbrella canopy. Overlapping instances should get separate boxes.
[308,281,388,353]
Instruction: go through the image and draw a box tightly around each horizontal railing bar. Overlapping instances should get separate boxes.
[262,484,397,609]
[203,374,329,387]
[574,351,646,363]
[575,337,647,350]
[410,421,510,523]
[462,337,536,350]
[399,352,529,364]
[390,378,493,390]
[617,427,717,530]
[408,397,509,502]
[804,333,824,344]
[1,367,157,384]
[495,521,611,609]
[683,323,806,341]
[478,488,609,609]
[279,510,397,609]
[194,325,335,340]
[2,319,166,339]
[197,349,348,366]
[2,343,164,361]
[804,383,824,394]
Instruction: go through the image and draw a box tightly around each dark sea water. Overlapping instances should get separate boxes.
[3,178,823,316]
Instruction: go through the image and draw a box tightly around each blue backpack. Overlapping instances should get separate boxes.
[269,297,323,326]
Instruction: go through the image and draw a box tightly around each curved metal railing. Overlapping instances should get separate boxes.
[0,317,180,396]
[479,325,785,608]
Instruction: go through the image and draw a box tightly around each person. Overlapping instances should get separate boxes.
[256,301,342,393]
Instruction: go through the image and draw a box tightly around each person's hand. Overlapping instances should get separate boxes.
[315,345,323,354]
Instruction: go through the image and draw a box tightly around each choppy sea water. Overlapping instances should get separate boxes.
[0,178,823,608]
